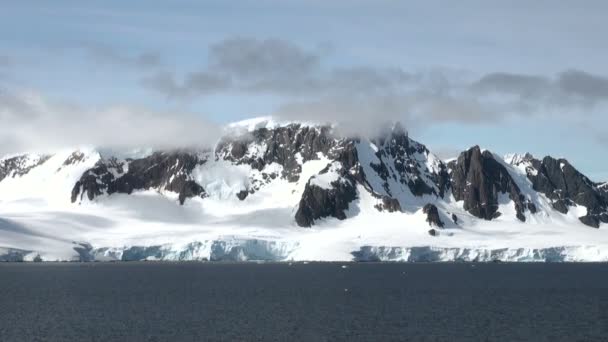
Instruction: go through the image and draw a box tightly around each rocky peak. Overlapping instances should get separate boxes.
[522,155,607,228]
[293,122,451,227]
[449,146,533,222]
[215,123,341,182]
[362,125,449,199]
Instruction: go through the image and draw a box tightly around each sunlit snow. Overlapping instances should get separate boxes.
[0,132,606,262]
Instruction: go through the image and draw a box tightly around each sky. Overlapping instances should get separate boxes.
[1,0,607,181]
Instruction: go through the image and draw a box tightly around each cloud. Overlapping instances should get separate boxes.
[471,72,550,98]
[472,70,608,105]
[209,37,320,81]
[142,37,414,98]
[137,37,608,139]
[0,89,220,155]
[44,37,605,145]
[141,71,231,99]
[140,37,608,120]
[84,45,162,69]
[272,68,608,137]
[273,90,494,138]
[558,69,608,101]
[324,66,413,95]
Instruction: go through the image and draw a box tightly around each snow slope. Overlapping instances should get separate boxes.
[0,121,607,262]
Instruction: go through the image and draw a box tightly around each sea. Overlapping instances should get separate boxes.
[1,262,607,341]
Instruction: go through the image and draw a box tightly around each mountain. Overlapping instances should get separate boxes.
[1,117,607,262]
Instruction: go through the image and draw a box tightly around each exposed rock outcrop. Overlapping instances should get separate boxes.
[511,154,608,228]
[72,151,207,204]
[423,203,444,228]
[0,154,50,182]
[579,215,600,229]
[449,146,532,222]
[295,162,358,227]
[215,124,341,182]
[364,123,450,198]
[236,190,249,201]
[374,195,402,213]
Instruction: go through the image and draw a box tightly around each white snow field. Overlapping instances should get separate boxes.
[0,121,607,262]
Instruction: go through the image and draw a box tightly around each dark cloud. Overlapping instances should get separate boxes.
[136,38,608,139]
[472,70,608,105]
[142,38,413,98]
[141,71,231,98]
[325,67,413,95]
[472,72,550,98]
[85,45,162,69]
[558,69,608,101]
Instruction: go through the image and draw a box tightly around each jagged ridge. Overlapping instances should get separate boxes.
[0,118,606,242]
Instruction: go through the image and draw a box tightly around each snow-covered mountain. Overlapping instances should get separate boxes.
[1,117,607,262]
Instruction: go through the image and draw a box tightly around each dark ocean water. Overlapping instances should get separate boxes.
[0,262,607,342]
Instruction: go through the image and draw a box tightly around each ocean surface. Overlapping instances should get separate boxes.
[1,262,607,341]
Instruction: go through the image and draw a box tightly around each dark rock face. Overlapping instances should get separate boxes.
[364,123,450,198]
[599,183,608,201]
[516,155,608,227]
[423,203,444,228]
[59,151,86,171]
[451,213,458,224]
[599,188,608,209]
[295,162,357,227]
[236,190,249,201]
[374,195,402,213]
[72,151,207,204]
[579,215,600,229]
[0,154,50,182]
[552,199,572,214]
[528,157,602,206]
[61,123,490,227]
[428,228,438,237]
[449,146,532,222]
[293,124,454,227]
[216,124,341,182]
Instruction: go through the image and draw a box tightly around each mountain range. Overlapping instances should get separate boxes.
[1,117,607,262]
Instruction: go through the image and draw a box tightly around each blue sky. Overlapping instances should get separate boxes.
[1,0,607,180]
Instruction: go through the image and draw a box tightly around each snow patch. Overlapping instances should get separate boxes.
[309,162,342,190]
